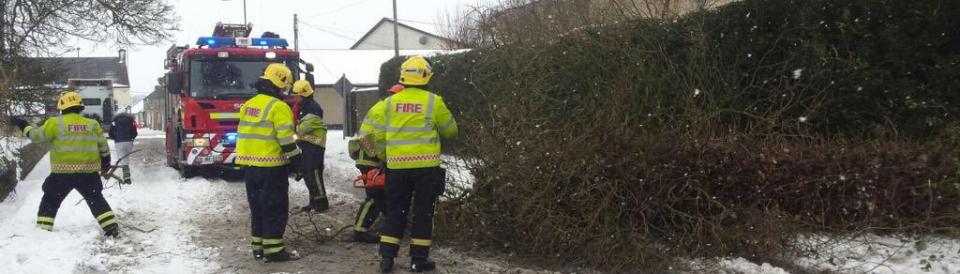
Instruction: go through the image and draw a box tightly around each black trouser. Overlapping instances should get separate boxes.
[298,141,327,205]
[379,167,444,259]
[353,165,386,233]
[37,173,117,232]
[245,166,290,255]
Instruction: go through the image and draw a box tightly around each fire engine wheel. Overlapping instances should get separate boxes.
[178,164,196,178]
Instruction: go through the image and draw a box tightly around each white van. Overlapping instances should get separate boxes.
[67,79,115,125]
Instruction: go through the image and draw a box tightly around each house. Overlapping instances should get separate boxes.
[29,51,132,110]
[350,17,459,50]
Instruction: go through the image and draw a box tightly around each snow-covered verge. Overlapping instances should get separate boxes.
[703,233,960,274]
[0,130,221,274]
[1,136,30,177]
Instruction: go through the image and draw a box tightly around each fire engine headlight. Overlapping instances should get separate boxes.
[265,51,277,59]
[187,138,210,147]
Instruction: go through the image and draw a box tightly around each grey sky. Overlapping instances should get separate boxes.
[77,0,498,97]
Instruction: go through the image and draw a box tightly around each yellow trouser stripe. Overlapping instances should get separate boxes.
[411,238,432,246]
[354,200,374,232]
[37,216,55,223]
[38,224,53,231]
[264,246,284,254]
[263,238,285,254]
[380,235,401,245]
[99,219,117,228]
[96,211,114,222]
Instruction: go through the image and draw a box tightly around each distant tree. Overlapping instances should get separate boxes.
[0,0,176,128]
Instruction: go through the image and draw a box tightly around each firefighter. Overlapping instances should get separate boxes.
[348,84,403,244]
[368,56,458,273]
[108,112,137,184]
[8,91,119,237]
[291,80,329,212]
[236,63,302,262]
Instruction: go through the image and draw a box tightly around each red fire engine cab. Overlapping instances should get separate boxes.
[163,23,314,177]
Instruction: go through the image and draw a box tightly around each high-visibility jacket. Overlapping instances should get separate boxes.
[296,113,327,148]
[356,101,387,167]
[23,113,110,173]
[349,133,384,168]
[236,94,301,167]
[365,88,458,169]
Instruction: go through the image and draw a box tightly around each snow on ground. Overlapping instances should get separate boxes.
[0,130,222,274]
[1,136,29,160]
[134,128,166,139]
[1,136,30,178]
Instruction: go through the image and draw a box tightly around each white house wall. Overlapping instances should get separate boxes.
[353,23,448,50]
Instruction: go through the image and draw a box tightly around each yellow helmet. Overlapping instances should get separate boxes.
[398,56,433,86]
[292,80,314,97]
[57,91,84,110]
[260,63,293,90]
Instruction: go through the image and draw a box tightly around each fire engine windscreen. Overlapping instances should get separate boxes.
[190,60,273,99]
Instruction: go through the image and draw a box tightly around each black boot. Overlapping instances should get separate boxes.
[103,225,120,238]
[410,258,436,272]
[352,231,380,243]
[379,257,394,273]
[315,198,329,212]
[252,250,263,260]
[263,249,301,263]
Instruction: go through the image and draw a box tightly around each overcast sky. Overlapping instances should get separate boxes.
[76,0,498,97]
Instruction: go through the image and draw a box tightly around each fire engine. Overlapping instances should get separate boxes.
[163,23,315,177]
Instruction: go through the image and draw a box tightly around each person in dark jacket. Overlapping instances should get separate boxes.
[108,112,137,184]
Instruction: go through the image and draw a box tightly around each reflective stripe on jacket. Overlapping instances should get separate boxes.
[24,113,109,173]
[296,113,327,147]
[236,94,301,167]
[366,88,458,169]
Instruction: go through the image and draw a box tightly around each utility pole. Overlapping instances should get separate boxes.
[392,0,399,57]
[222,0,248,24]
[294,13,299,51]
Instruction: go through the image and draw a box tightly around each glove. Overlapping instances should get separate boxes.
[101,155,112,174]
[8,117,28,130]
[287,154,303,179]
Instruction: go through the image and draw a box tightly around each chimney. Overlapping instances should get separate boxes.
[118,49,127,64]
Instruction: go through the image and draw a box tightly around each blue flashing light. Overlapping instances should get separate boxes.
[252,38,289,47]
[196,36,289,48]
[225,132,238,143]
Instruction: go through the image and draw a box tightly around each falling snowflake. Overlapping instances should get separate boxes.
[694,89,702,97]
[799,116,808,122]
[792,69,803,79]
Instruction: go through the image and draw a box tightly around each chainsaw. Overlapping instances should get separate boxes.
[352,168,386,190]
[102,149,142,185]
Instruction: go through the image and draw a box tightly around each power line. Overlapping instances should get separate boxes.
[307,0,377,18]
[397,18,454,28]
[299,20,397,49]
[299,21,360,42]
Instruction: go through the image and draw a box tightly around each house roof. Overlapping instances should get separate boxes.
[28,57,130,86]
[349,17,455,50]
[299,49,466,86]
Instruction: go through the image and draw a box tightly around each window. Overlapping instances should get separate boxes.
[82,98,102,106]
[189,60,276,99]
